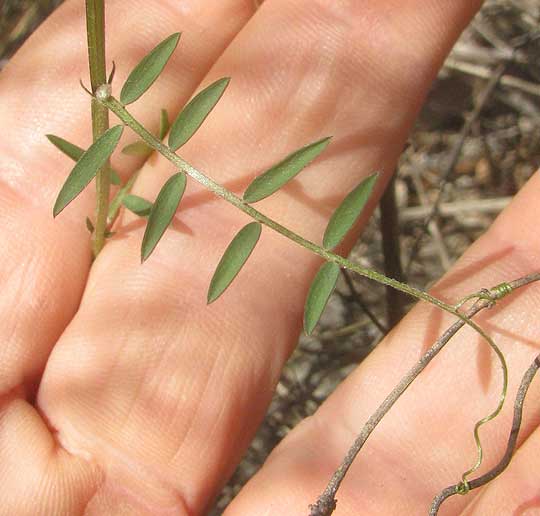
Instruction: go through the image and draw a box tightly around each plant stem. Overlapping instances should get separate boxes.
[341,269,388,334]
[100,96,507,338]
[309,272,539,516]
[379,172,408,328]
[99,96,451,311]
[86,0,110,257]
[107,170,140,226]
[98,94,513,501]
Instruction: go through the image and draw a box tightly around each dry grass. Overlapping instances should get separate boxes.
[0,0,62,66]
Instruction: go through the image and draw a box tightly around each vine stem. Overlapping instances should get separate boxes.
[98,92,512,512]
[430,348,540,515]
[86,0,110,257]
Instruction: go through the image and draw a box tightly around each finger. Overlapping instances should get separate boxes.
[227,171,540,515]
[0,0,253,395]
[0,0,254,512]
[39,0,483,514]
[0,396,100,515]
[0,0,255,392]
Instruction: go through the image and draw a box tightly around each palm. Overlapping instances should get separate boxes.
[1,1,538,515]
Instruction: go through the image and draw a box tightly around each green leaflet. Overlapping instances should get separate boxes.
[207,222,262,304]
[303,262,340,335]
[323,173,378,250]
[243,137,331,204]
[122,194,153,217]
[47,133,121,185]
[168,77,230,151]
[120,33,181,106]
[122,140,153,157]
[47,134,84,161]
[159,108,170,140]
[141,172,186,262]
[53,125,123,217]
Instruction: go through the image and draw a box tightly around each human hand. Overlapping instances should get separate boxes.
[1,1,538,514]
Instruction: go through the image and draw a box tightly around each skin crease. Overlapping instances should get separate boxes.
[1,0,539,514]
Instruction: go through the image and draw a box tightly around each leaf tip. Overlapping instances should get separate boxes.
[242,190,256,204]
[317,136,332,155]
[52,201,62,218]
[303,321,315,336]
